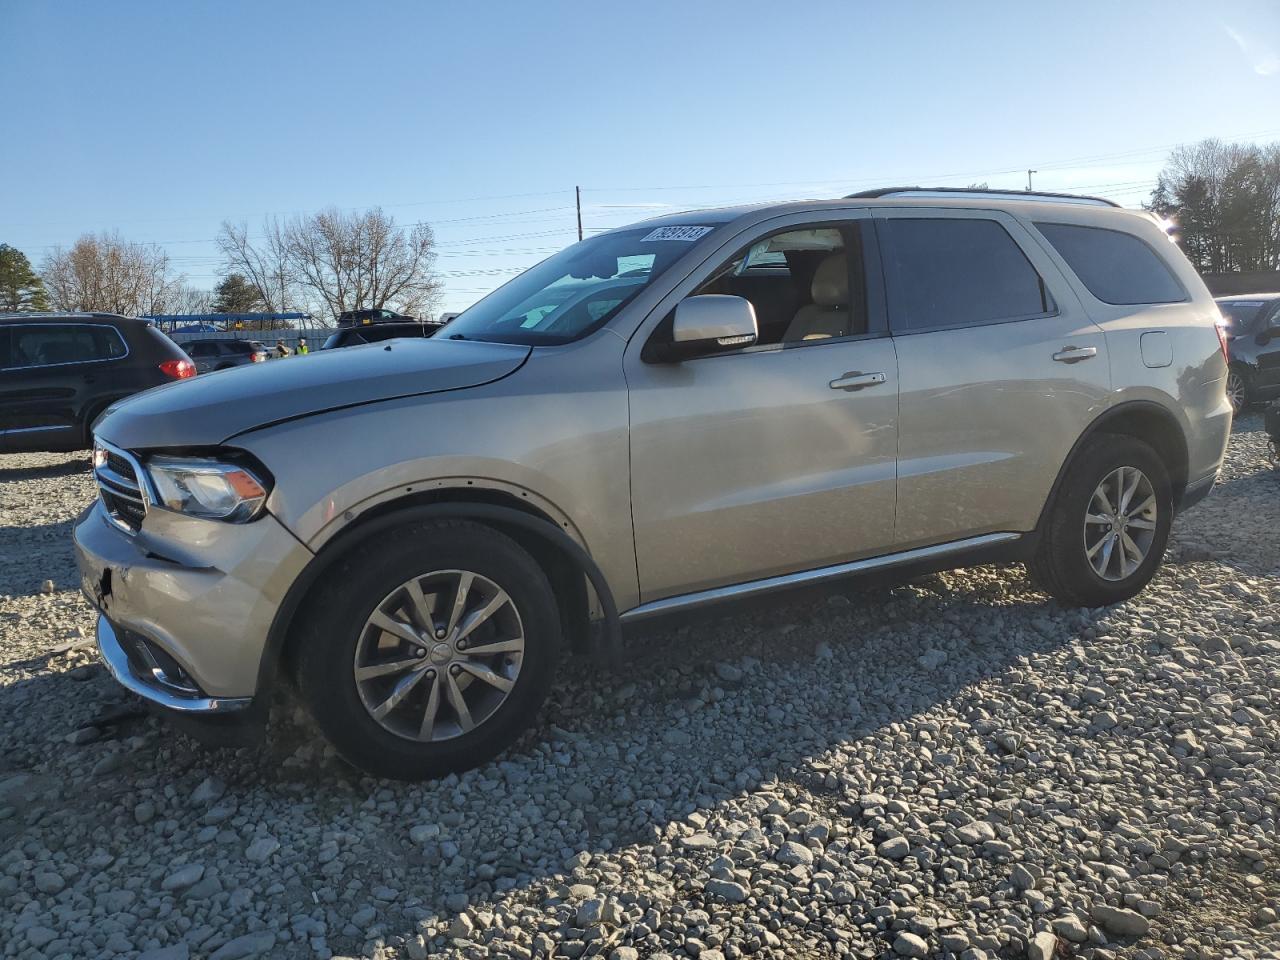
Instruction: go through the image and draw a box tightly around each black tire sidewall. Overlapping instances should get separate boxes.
[1052,436,1173,604]
[298,522,559,780]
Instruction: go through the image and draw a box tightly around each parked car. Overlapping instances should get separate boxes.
[1,312,194,453]
[184,338,269,373]
[75,189,1231,779]
[338,308,416,326]
[1214,293,1280,412]
[322,322,439,350]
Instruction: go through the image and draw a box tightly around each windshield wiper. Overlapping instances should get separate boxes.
[447,333,468,340]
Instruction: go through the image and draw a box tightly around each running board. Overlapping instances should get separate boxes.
[619,532,1022,623]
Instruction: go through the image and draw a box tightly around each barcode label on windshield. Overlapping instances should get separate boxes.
[640,225,714,242]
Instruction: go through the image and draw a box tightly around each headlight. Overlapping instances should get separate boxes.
[146,456,269,522]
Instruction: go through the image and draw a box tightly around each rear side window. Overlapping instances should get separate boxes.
[8,324,126,367]
[880,218,1051,332]
[1035,222,1186,305]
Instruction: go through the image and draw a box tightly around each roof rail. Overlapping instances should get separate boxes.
[846,186,1120,208]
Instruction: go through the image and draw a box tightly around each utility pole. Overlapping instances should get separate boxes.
[576,186,583,241]
[1026,169,1037,192]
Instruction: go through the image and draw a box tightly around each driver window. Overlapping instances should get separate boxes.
[689,223,867,346]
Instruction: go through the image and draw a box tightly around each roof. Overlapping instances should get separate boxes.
[623,192,1156,235]
[0,311,136,324]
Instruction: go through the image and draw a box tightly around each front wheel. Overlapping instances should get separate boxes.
[296,520,561,779]
[1028,435,1173,607]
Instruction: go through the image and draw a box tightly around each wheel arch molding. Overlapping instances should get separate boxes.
[257,499,623,700]
[1035,399,1190,535]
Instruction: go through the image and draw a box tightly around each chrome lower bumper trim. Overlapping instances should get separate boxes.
[96,615,252,714]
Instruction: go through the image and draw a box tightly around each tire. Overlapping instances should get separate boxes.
[1028,435,1173,607]
[1226,365,1252,414]
[295,519,561,780]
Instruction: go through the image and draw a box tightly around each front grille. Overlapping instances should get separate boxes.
[94,443,147,533]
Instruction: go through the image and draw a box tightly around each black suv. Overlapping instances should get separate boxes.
[184,338,268,373]
[0,313,194,452]
[1217,293,1280,412]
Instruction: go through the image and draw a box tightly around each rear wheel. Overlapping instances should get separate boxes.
[1226,366,1251,413]
[296,520,560,779]
[1028,435,1173,607]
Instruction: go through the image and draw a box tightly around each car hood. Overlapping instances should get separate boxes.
[97,338,531,449]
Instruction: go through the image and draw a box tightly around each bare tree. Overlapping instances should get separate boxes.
[41,232,181,316]
[216,218,294,312]
[284,207,441,320]
[163,284,214,315]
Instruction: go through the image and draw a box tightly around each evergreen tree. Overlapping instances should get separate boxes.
[211,273,265,313]
[0,243,49,311]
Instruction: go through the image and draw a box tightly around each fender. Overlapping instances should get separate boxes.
[256,502,623,696]
[1035,399,1189,534]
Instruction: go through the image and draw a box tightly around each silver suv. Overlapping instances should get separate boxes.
[74,189,1232,779]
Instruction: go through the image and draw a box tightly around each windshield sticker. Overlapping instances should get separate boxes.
[640,225,714,243]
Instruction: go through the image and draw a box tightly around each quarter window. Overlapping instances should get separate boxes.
[880,218,1051,332]
[1035,222,1186,305]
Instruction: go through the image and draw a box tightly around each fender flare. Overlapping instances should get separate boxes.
[1034,399,1189,534]
[255,502,622,695]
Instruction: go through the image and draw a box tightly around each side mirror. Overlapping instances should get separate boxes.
[651,295,757,362]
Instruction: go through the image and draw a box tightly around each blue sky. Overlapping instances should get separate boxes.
[2,0,1278,315]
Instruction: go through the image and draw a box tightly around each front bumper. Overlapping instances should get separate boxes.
[95,615,252,713]
[74,499,312,711]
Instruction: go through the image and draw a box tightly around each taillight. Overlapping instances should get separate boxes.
[251,352,265,363]
[1214,322,1230,364]
[159,358,196,379]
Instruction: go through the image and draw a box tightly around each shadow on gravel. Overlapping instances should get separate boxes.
[0,457,91,483]
[0,568,1093,957]
[0,517,81,596]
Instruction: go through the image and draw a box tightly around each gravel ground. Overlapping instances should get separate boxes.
[1,416,1278,960]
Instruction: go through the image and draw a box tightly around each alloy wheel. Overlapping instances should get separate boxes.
[1226,371,1246,412]
[1083,466,1158,582]
[352,569,525,742]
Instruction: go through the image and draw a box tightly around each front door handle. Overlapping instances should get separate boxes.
[829,371,887,391]
[1052,346,1098,364]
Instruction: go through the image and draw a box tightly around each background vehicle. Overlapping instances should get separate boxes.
[322,322,440,349]
[1215,293,1280,412]
[75,191,1230,779]
[185,338,268,373]
[338,308,417,325]
[1,313,193,452]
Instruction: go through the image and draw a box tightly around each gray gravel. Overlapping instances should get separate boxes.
[1,416,1278,960]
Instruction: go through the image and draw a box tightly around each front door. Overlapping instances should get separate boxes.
[625,217,900,604]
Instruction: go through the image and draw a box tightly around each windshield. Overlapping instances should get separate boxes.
[441,225,720,345]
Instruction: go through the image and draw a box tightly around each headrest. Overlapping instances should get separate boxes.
[811,253,848,307]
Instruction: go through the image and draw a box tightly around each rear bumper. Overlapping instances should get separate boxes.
[1178,469,1217,513]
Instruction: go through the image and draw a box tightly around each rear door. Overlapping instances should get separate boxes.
[1256,302,1280,393]
[187,341,218,373]
[875,208,1111,547]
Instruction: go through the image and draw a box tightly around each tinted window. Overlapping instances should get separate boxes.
[362,325,430,343]
[8,325,125,368]
[1036,222,1185,305]
[881,218,1049,331]
[187,341,217,357]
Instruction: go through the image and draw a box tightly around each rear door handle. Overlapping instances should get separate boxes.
[1052,346,1098,364]
[829,371,887,391]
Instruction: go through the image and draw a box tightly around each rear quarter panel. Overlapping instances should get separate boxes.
[1019,211,1231,486]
